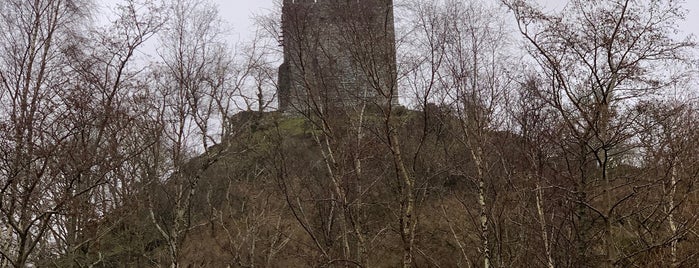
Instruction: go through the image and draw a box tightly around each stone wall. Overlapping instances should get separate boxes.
[277,0,398,112]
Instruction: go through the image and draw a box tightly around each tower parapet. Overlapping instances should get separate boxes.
[277,0,398,113]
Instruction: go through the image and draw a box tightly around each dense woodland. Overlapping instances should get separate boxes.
[1,0,699,267]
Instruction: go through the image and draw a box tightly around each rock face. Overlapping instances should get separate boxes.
[278,0,398,112]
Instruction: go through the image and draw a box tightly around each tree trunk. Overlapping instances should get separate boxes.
[472,147,490,268]
[535,183,555,268]
[389,126,415,268]
[668,165,678,267]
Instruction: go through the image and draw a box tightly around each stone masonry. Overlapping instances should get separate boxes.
[278,0,398,112]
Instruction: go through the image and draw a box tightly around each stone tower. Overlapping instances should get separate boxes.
[277,0,398,112]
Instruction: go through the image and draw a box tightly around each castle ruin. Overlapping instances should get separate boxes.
[277,0,398,112]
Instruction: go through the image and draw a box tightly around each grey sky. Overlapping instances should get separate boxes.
[97,0,698,52]
[216,0,276,41]
[223,0,699,41]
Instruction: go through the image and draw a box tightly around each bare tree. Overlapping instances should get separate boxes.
[270,1,416,267]
[0,0,92,266]
[229,29,280,113]
[273,1,369,265]
[633,98,699,267]
[0,0,165,266]
[505,0,696,266]
[51,0,165,265]
[509,75,560,268]
[402,0,512,266]
[3,0,697,266]
[147,0,235,266]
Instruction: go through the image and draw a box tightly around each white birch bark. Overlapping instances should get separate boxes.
[668,165,678,266]
[535,184,555,268]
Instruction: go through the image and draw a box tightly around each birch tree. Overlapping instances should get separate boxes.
[634,99,699,267]
[0,0,91,266]
[0,0,165,265]
[404,0,511,266]
[273,2,372,265]
[147,0,234,266]
[505,0,696,266]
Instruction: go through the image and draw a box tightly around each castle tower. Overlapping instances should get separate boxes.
[278,0,398,112]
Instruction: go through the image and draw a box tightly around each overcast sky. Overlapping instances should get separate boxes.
[215,0,276,41]
[226,0,699,39]
[97,0,698,54]
[222,0,699,41]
